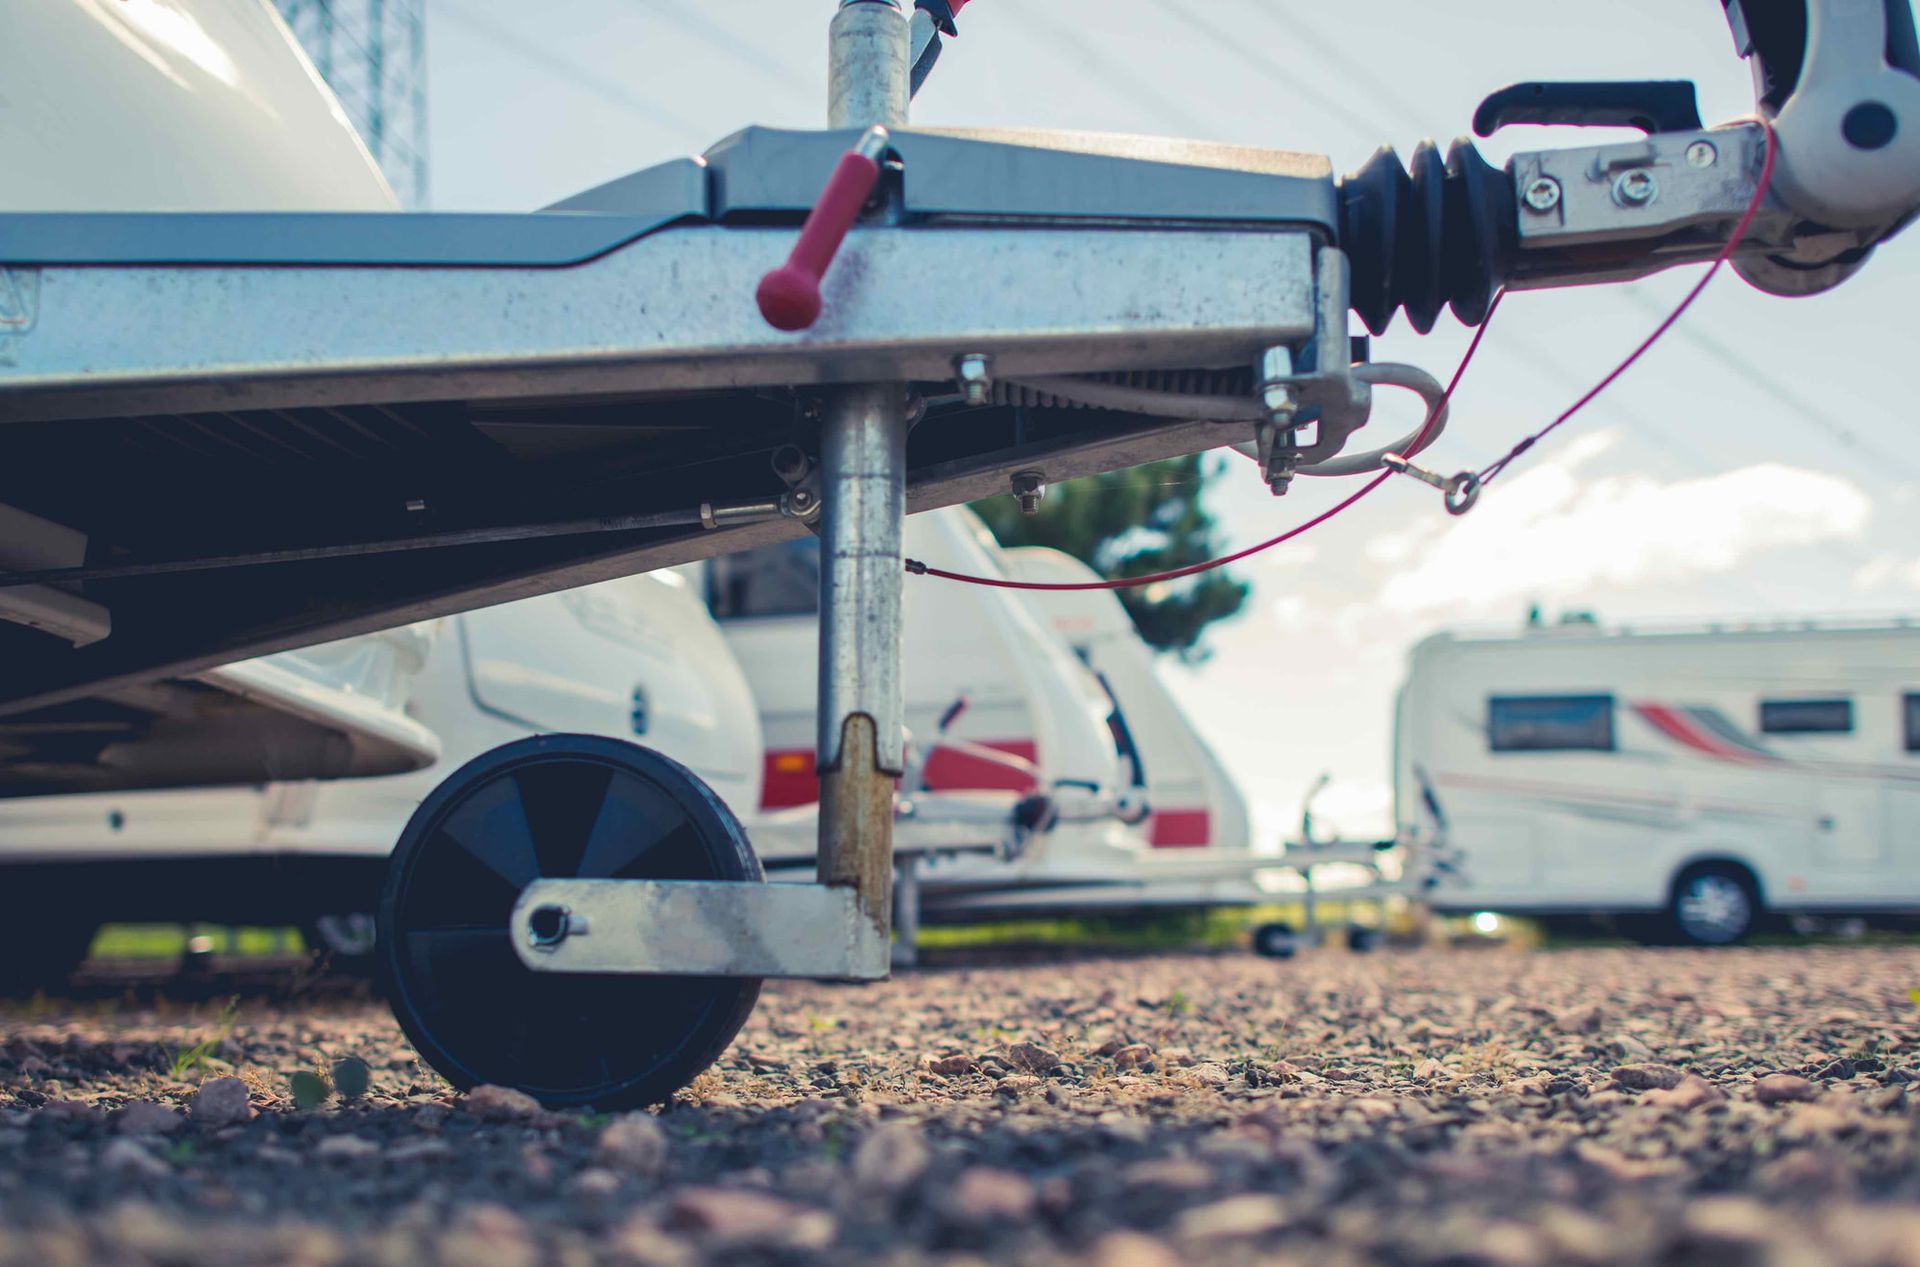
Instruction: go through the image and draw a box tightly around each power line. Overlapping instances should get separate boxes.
[434,0,705,139]
[639,0,814,97]
[1615,284,1920,482]
[1012,6,1219,138]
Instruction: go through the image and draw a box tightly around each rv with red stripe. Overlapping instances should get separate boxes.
[1396,617,1920,945]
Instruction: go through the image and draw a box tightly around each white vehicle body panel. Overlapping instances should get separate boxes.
[0,0,394,212]
[1395,620,1920,916]
[1001,546,1251,855]
[0,574,763,867]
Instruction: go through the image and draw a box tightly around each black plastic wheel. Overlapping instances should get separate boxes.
[1346,925,1380,954]
[377,734,763,1109]
[1251,921,1298,960]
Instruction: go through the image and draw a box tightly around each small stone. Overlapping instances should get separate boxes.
[925,1054,975,1077]
[995,1075,1042,1097]
[1756,1148,1855,1196]
[1754,1074,1820,1105]
[385,1138,453,1165]
[40,1100,104,1127]
[1555,1004,1606,1034]
[569,1168,621,1197]
[1089,1230,1185,1267]
[1644,1075,1726,1111]
[115,1103,184,1136]
[596,1113,668,1175]
[605,1216,693,1267]
[945,1167,1037,1225]
[1174,1194,1289,1241]
[1612,1034,1655,1060]
[315,1134,380,1160]
[188,1078,252,1128]
[1181,1063,1232,1089]
[1005,1042,1061,1074]
[100,1138,170,1178]
[1612,1063,1685,1091]
[1112,1044,1155,1070]
[667,1187,835,1250]
[439,1204,538,1267]
[850,1124,929,1195]
[1120,1156,1213,1194]
[465,1084,545,1121]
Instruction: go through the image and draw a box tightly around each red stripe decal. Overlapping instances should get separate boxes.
[1148,809,1211,849]
[1632,703,1769,766]
[758,739,1040,810]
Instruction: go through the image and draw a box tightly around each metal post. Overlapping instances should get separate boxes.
[892,861,921,969]
[817,1,909,948]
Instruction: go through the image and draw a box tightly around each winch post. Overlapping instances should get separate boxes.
[817,0,910,948]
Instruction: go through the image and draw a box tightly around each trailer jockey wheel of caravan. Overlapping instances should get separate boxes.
[376,736,763,1109]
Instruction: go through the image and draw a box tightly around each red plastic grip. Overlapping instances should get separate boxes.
[755,149,884,331]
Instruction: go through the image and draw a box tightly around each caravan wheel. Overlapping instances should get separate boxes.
[1252,921,1298,959]
[377,735,763,1109]
[1667,864,1759,946]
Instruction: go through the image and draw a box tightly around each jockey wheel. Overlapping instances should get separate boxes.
[377,734,763,1109]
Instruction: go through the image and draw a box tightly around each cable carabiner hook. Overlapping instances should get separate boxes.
[1383,453,1480,516]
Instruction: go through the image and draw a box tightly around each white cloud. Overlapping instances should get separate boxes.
[1852,553,1920,592]
[1364,430,1872,614]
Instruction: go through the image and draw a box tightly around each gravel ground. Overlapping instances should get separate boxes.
[2,944,1918,1266]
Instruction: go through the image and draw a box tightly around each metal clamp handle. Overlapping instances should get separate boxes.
[755,126,891,331]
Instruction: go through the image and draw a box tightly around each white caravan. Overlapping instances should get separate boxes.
[713,507,1273,923]
[1394,617,1920,944]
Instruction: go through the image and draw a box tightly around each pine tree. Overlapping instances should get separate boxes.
[971,454,1248,661]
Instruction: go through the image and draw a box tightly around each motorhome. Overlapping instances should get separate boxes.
[1394,617,1920,944]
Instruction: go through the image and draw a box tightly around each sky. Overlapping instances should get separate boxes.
[422,0,1920,842]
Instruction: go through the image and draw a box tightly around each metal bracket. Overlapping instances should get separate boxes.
[510,879,891,980]
[1252,247,1371,493]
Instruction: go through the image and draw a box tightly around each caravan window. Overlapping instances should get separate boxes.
[1758,698,1853,735]
[1905,694,1920,753]
[706,539,821,620]
[1488,695,1615,752]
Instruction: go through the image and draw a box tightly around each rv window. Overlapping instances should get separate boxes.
[1487,695,1615,752]
[706,539,821,620]
[1758,698,1853,735]
[1905,694,1920,753]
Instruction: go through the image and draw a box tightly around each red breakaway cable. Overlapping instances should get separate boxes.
[906,120,1779,594]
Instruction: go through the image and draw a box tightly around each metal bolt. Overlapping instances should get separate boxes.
[1522,176,1562,213]
[1613,169,1658,207]
[1685,140,1717,168]
[1010,469,1046,516]
[770,444,811,483]
[527,905,574,949]
[954,353,993,406]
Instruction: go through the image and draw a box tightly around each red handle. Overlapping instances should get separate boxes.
[755,128,889,332]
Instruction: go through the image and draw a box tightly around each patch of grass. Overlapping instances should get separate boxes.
[168,995,241,1080]
[94,924,304,961]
